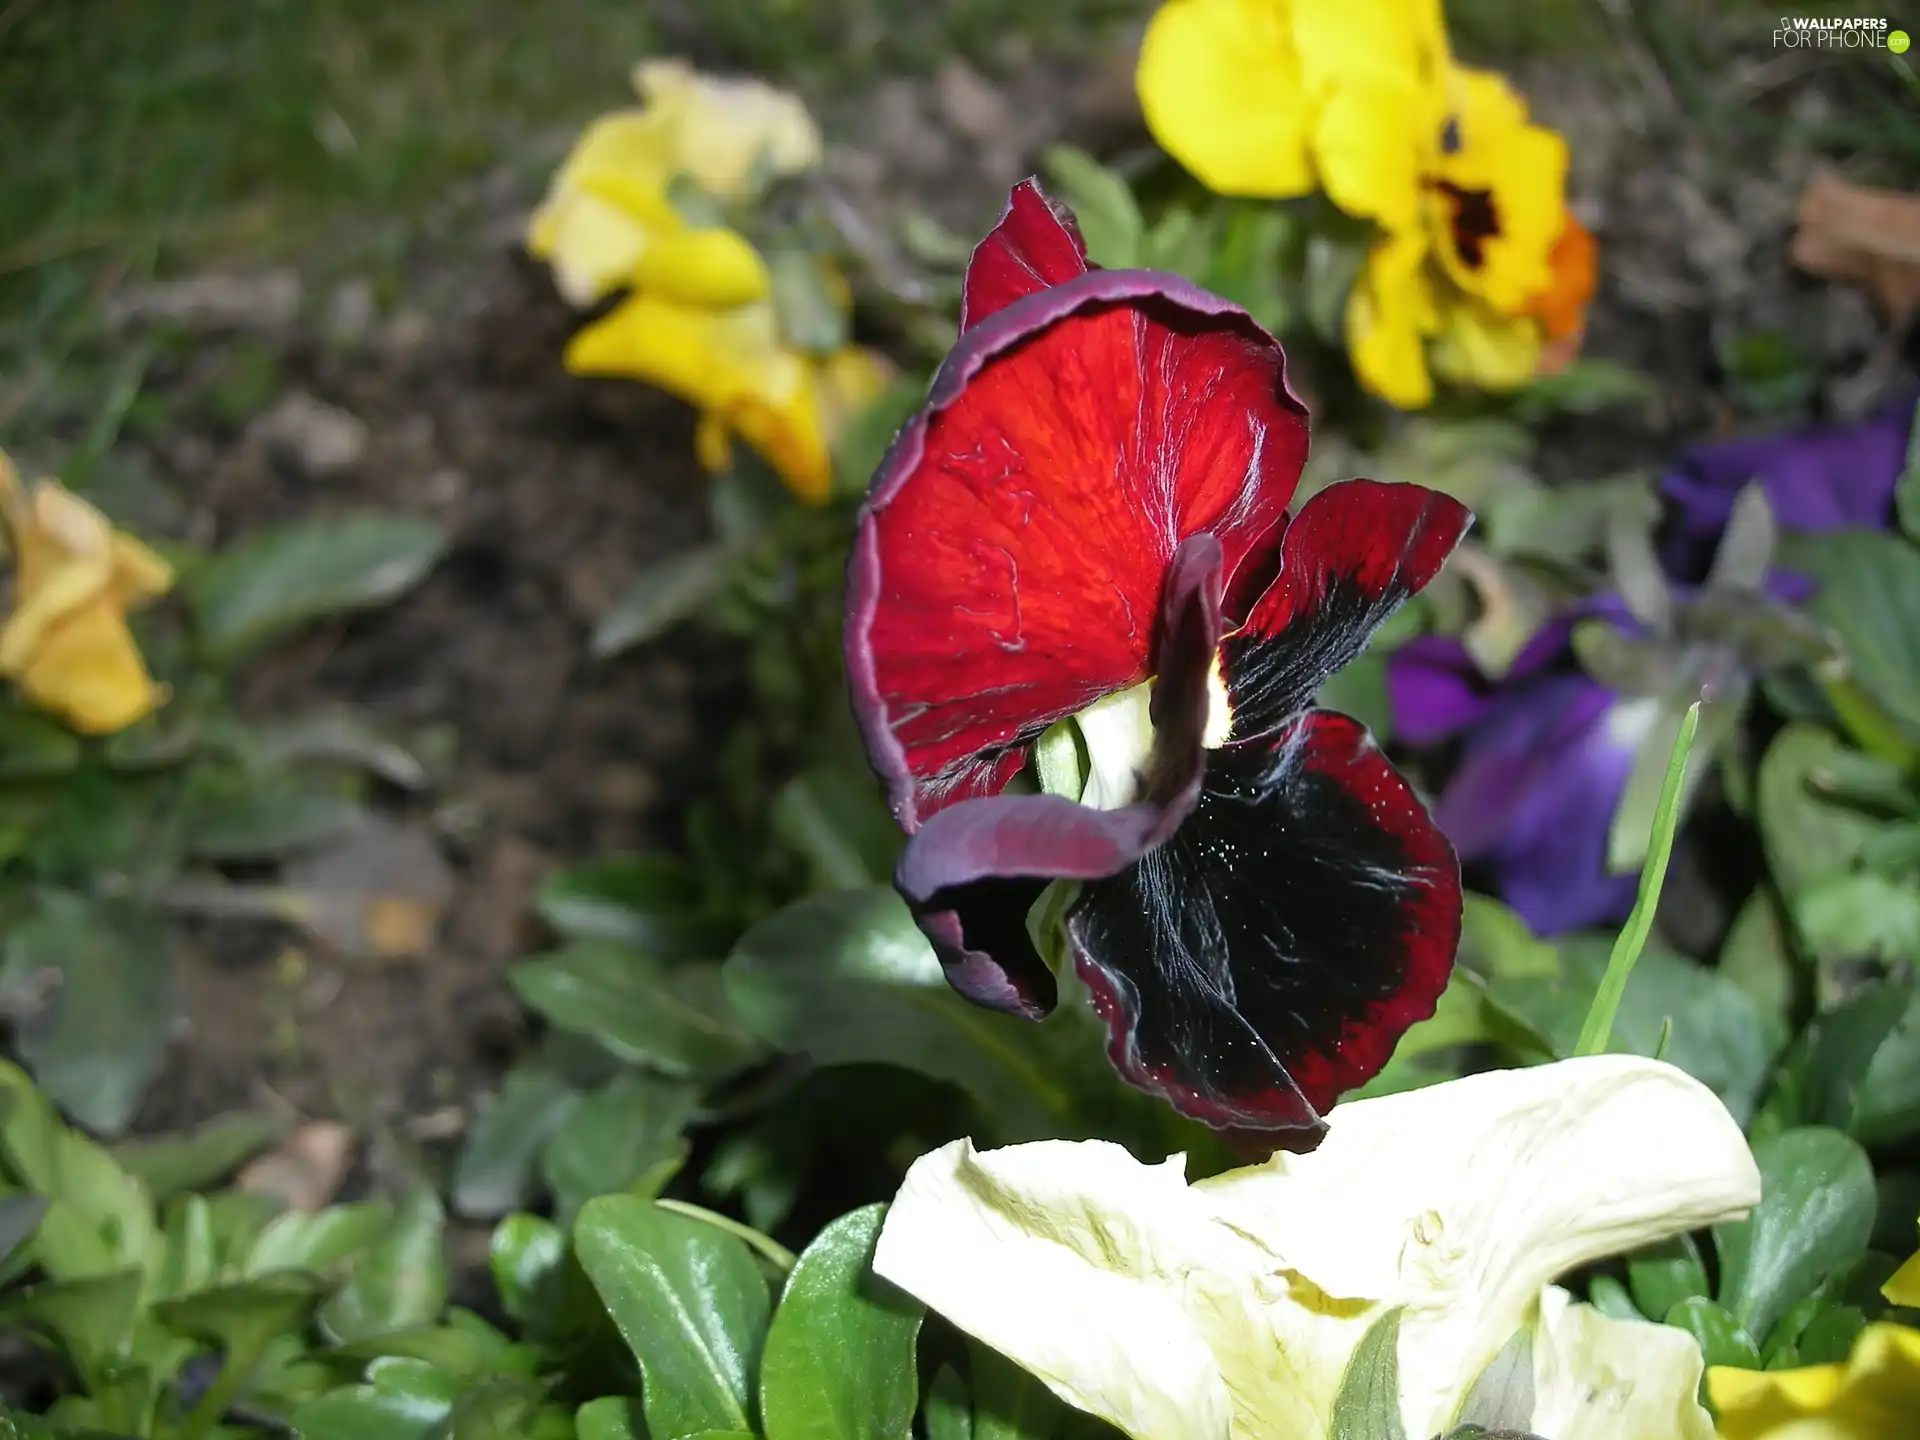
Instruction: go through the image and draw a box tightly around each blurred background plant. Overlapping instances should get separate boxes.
[1,0,1920,1434]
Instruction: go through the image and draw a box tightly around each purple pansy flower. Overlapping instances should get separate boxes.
[1388,486,1834,938]
[1661,397,1913,577]
[1388,602,1644,935]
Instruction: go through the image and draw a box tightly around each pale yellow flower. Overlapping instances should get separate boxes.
[526,59,816,310]
[632,58,821,200]
[0,453,172,735]
[526,111,771,310]
[877,1057,1759,1440]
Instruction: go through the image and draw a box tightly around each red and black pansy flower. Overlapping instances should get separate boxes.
[845,180,1470,1147]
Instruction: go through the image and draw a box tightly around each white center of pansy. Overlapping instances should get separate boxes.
[1068,655,1236,812]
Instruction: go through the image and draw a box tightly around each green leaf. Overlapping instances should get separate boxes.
[535,856,709,952]
[1781,530,1920,742]
[0,1269,144,1369]
[969,1340,1063,1440]
[1794,871,1920,964]
[1038,147,1142,268]
[656,1201,796,1273]
[1662,1296,1761,1370]
[832,378,926,501]
[1765,980,1914,1137]
[767,250,852,353]
[489,1214,568,1332]
[1717,891,1797,1035]
[925,1365,971,1440]
[1795,1302,1868,1365]
[188,513,447,665]
[771,766,903,893]
[760,1204,924,1440]
[1494,937,1784,1124]
[0,710,81,781]
[1627,1234,1710,1323]
[724,887,1075,1140]
[1328,1306,1408,1440]
[0,1195,47,1268]
[593,545,734,659]
[288,1381,448,1440]
[1758,726,1888,899]
[179,776,365,860]
[440,1374,554,1440]
[246,1200,394,1276]
[540,1073,698,1225]
[1452,1326,1534,1433]
[1714,1127,1876,1344]
[574,1196,771,1439]
[247,709,431,789]
[4,893,178,1136]
[154,1192,217,1300]
[12,1125,160,1283]
[575,1397,647,1440]
[1585,1274,1640,1321]
[1850,983,1920,1147]
[317,1190,448,1344]
[153,1270,325,1354]
[1513,357,1658,422]
[320,1316,532,1378]
[1202,205,1291,333]
[509,943,753,1079]
[109,1111,283,1202]
[452,1059,584,1220]
[1576,701,1699,1057]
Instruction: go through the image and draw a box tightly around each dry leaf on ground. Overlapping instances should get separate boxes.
[1791,169,1920,325]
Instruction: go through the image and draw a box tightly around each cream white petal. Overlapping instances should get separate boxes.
[874,1138,1234,1440]
[1192,1056,1760,1436]
[1529,1286,1717,1440]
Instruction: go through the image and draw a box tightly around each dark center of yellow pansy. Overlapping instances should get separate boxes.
[1430,179,1501,270]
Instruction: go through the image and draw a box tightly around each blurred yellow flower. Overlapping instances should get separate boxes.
[632,59,821,200]
[1709,1325,1920,1439]
[1136,0,1594,409]
[526,59,817,309]
[0,453,172,735]
[566,295,891,504]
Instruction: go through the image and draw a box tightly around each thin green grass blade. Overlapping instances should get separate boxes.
[1574,700,1702,1058]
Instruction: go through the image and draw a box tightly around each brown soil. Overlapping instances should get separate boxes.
[130,249,728,1156]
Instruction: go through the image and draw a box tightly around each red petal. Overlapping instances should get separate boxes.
[1225,480,1470,740]
[848,271,1308,829]
[960,179,1092,331]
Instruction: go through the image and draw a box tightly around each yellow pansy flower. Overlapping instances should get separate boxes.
[0,453,173,735]
[1136,0,1593,409]
[1709,1325,1920,1439]
[877,1057,1759,1440]
[526,60,817,309]
[1708,1228,1920,1439]
[566,295,892,504]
